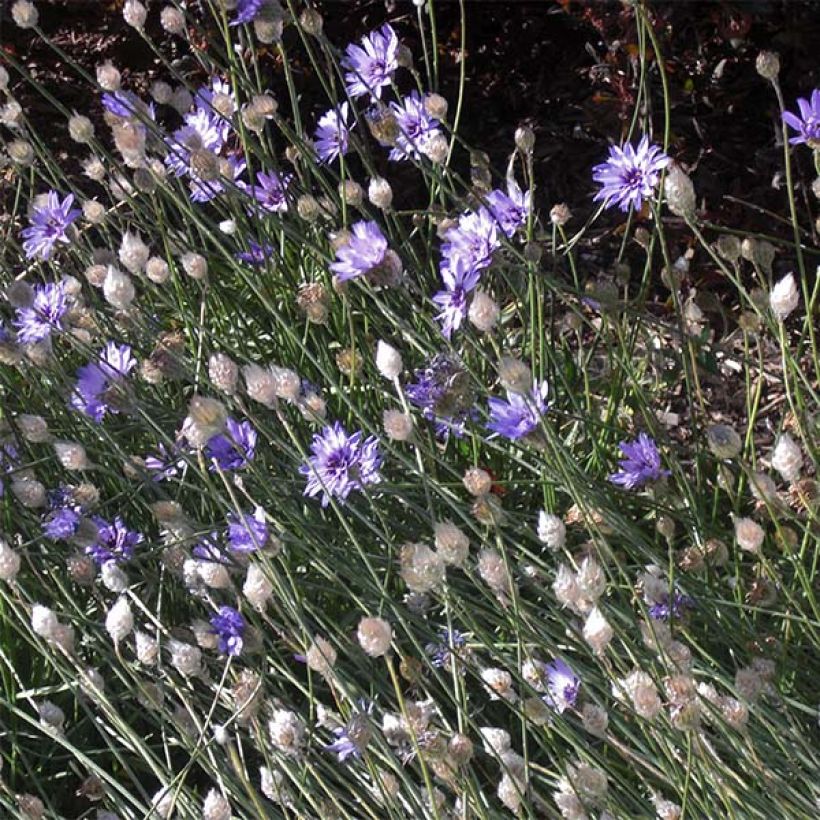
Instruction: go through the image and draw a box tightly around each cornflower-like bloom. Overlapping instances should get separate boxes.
[425,627,467,670]
[209,606,246,655]
[544,658,580,714]
[144,442,187,482]
[21,192,81,260]
[486,380,549,441]
[314,103,351,163]
[300,422,382,507]
[608,432,670,490]
[342,24,399,100]
[164,105,230,178]
[230,0,264,26]
[235,239,274,265]
[433,256,481,339]
[71,342,137,422]
[406,353,475,438]
[486,180,530,237]
[782,89,820,147]
[648,591,695,622]
[205,417,257,471]
[441,207,499,275]
[42,489,82,540]
[86,516,143,564]
[14,281,68,344]
[227,507,269,553]
[329,220,388,282]
[101,90,155,122]
[243,170,292,213]
[388,91,441,161]
[592,136,670,212]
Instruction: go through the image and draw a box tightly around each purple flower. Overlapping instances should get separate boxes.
[189,157,245,204]
[487,380,549,441]
[21,192,81,261]
[648,591,695,621]
[164,106,231,179]
[592,136,670,213]
[329,220,388,282]
[314,103,351,163]
[485,181,530,237]
[235,240,274,265]
[342,24,399,100]
[86,516,143,565]
[326,704,373,762]
[425,628,467,670]
[406,354,475,438]
[242,170,292,213]
[14,281,68,344]
[782,89,820,147]
[544,658,580,714]
[71,342,137,423]
[227,507,268,553]
[144,442,187,482]
[300,422,382,507]
[205,417,257,471]
[432,256,481,339]
[101,91,154,123]
[441,207,499,275]
[388,91,441,161]
[608,432,670,490]
[230,0,264,26]
[210,606,246,655]
[43,506,82,541]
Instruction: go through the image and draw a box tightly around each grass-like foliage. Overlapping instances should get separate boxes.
[0,1,818,817]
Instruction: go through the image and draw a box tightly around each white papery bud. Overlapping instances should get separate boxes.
[101,560,128,593]
[0,539,21,582]
[105,596,133,643]
[83,154,106,181]
[119,231,149,274]
[357,616,392,657]
[243,364,278,407]
[576,556,606,602]
[463,467,492,496]
[382,409,413,441]
[271,365,301,402]
[581,703,608,737]
[168,639,202,676]
[481,668,516,702]
[183,395,227,447]
[12,478,47,508]
[208,352,238,394]
[7,139,34,165]
[749,471,778,503]
[268,709,306,757]
[170,86,193,114]
[498,356,531,394]
[368,176,393,209]
[151,788,175,819]
[37,700,65,732]
[770,272,799,320]
[433,520,469,566]
[375,340,403,379]
[202,789,231,820]
[150,80,173,105]
[425,93,449,120]
[103,267,135,309]
[161,5,186,34]
[399,542,445,593]
[755,50,780,81]
[31,605,60,640]
[771,432,802,482]
[243,563,273,610]
[0,66,8,92]
[468,289,500,332]
[0,99,24,129]
[706,424,742,459]
[83,199,106,224]
[123,0,147,29]
[96,61,121,92]
[477,548,511,595]
[181,252,207,280]
[53,440,90,470]
[306,636,337,677]
[583,606,613,654]
[68,114,95,144]
[11,1,38,28]
[17,414,50,443]
[16,794,44,819]
[135,630,159,665]
[663,163,696,217]
[537,511,566,550]
[422,133,449,164]
[145,256,170,284]
[734,516,764,553]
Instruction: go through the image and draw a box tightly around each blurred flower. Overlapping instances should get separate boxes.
[314,103,351,163]
[648,591,695,621]
[608,433,669,489]
[486,180,530,236]
[329,221,388,282]
[326,704,373,762]
[14,281,69,344]
[242,170,292,213]
[406,353,475,437]
[71,342,137,422]
[782,89,820,147]
[21,192,81,260]
[388,91,441,160]
[425,627,467,670]
[205,417,257,471]
[544,658,580,714]
[342,24,399,100]
[433,256,481,338]
[209,606,246,655]
[487,380,549,440]
[227,507,268,553]
[230,0,264,26]
[235,239,275,265]
[144,442,187,481]
[300,422,382,506]
[592,136,670,212]
[42,489,82,540]
[86,516,143,564]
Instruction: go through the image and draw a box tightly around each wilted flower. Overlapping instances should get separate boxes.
[782,89,820,147]
[486,380,549,440]
[314,103,351,163]
[300,422,382,507]
[326,708,373,762]
[342,24,399,100]
[210,606,246,656]
[592,136,670,212]
[609,433,669,489]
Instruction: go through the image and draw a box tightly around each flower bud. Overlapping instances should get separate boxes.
[160,5,185,34]
[105,596,133,643]
[424,93,448,120]
[181,252,207,280]
[145,256,170,284]
[537,511,566,550]
[357,616,392,657]
[664,163,696,217]
[0,538,22,582]
[514,125,535,154]
[103,267,135,309]
[433,521,469,566]
[734,516,764,553]
[583,606,613,654]
[463,466,492,496]
[68,114,94,144]
[368,176,393,210]
[770,272,799,320]
[755,50,780,81]
[7,139,34,165]
[53,440,90,470]
[468,290,499,332]
[498,356,531,394]
[375,340,403,380]
[123,0,147,29]
[11,0,38,29]
[383,409,413,441]
[706,424,742,459]
[96,61,121,92]
[771,432,802,482]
